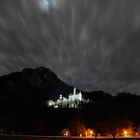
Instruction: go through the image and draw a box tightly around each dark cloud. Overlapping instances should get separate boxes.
[0,0,140,94]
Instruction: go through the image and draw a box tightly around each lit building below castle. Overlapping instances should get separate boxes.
[47,87,89,108]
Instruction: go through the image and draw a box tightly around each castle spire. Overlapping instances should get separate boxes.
[73,87,76,95]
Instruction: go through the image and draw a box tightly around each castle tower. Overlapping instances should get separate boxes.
[73,87,76,95]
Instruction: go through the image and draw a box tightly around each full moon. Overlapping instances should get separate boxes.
[39,0,60,11]
[40,0,50,11]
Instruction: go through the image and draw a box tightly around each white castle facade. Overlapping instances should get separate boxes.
[47,87,89,108]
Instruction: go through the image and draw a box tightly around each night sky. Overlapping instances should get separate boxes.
[0,0,140,95]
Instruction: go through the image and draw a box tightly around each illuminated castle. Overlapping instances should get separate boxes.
[47,87,88,108]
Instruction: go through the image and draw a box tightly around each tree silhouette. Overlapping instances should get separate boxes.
[68,116,85,136]
[97,115,133,138]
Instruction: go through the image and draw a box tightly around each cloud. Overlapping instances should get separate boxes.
[0,0,140,94]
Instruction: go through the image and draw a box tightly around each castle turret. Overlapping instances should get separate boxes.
[73,87,76,95]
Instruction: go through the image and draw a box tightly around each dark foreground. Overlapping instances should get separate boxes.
[1,135,140,140]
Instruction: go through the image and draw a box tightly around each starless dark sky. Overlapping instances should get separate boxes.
[0,0,140,95]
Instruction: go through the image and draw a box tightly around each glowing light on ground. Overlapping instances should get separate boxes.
[123,130,128,136]
[61,128,71,137]
[85,129,94,138]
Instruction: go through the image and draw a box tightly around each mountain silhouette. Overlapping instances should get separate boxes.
[0,66,139,135]
[0,66,74,132]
